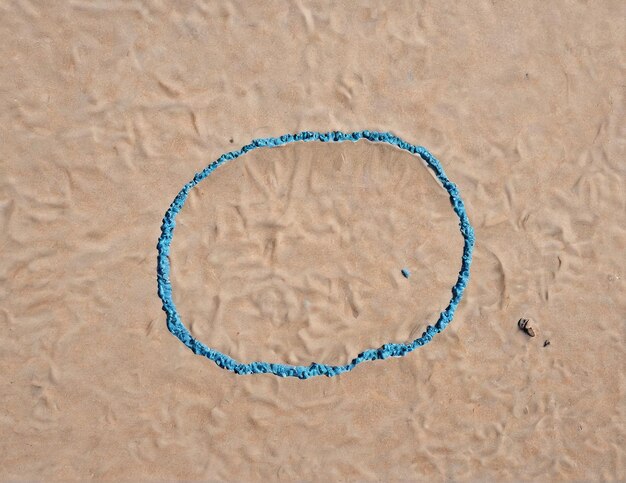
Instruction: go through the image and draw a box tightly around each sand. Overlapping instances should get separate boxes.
[1,1,624,480]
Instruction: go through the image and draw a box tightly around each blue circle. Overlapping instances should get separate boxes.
[156,131,475,379]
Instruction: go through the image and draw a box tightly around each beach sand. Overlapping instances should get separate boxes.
[1,1,624,480]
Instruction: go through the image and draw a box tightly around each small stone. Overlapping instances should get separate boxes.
[401,268,410,279]
[518,318,536,337]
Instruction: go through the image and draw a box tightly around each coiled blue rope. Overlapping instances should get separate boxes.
[156,130,475,379]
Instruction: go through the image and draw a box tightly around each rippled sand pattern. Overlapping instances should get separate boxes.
[1,1,624,480]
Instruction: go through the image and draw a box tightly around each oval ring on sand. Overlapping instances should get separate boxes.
[156,130,475,379]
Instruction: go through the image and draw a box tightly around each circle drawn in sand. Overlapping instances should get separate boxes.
[156,131,475,379]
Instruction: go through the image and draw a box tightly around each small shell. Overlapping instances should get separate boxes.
[518,318,529,330]
[526,327,535,337]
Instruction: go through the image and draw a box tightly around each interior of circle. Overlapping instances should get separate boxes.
[169,139,463,366]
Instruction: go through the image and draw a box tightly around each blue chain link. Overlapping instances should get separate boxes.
[156,130,475,379]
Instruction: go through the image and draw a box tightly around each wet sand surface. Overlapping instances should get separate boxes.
[1,1,624,480]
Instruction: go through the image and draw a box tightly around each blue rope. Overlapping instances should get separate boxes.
[156,130,475,379]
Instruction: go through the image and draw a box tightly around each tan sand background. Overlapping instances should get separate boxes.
[1,1,624,480]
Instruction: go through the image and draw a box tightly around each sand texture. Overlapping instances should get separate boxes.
[1,1,624,480]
